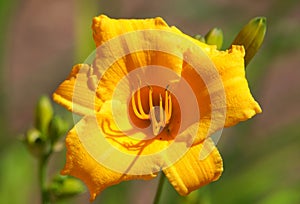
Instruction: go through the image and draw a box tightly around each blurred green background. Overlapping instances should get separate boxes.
[1,0,300,203]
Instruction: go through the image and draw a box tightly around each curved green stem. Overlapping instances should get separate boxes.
[153,172,166,204]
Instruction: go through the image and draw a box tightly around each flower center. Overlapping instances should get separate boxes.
[131,86,173,136]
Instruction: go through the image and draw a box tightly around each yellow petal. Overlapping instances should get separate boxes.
[180,51,225,144]
[63,98,173,178]
[92,15,169,47]
[96,100,171,156]
[163,138,223,196]
[92,15,183,74]
[209,45,262,126]
[181,44,261,143]
[94,51,184,104]
[62,115,157,201]
[53,64,102,115]
[91,15,187,104]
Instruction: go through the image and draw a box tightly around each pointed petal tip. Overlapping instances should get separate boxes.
[93,14,108,22]
[255,104,263,114]
[89,192,97,202]
[254,16,267,25]
[154,17,168,26]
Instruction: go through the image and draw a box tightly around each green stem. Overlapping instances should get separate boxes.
[153,173,166,204]
[39,154,50,204]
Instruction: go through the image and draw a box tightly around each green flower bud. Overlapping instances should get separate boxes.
[194,34,206,43]
[35,95,53,135]
[232,17,267,66]
[49,175,86,201]
[48,116,68,144]
[24,128,45,158]
[205,27,223,49]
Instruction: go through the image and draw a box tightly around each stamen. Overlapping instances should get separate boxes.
[165,90,168,122]
[149,87,153,110]
[131,87,173,136]
[137,88,149,119]
[131,89,149,120]
[131,93,144,119]
[167,94,172,123]
[159,94,164,125]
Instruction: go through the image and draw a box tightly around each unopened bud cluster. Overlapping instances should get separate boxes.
[194,16,267,66]
[23,95,85,201]
[24,95,68,158]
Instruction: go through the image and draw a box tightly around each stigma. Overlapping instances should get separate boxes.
[131,87,172,136]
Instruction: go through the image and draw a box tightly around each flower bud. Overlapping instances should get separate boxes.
[24,128,45,157]
[49,175,86,201]
[35,95,53,135]
[194,34,206,43]
[48,116,68,144]
[205,27,223,49]
[232,17,267,66]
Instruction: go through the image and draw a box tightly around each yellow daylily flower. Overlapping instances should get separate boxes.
[53,15,262,201]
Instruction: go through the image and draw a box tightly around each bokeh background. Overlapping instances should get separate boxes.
[1,0,300,203]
